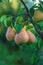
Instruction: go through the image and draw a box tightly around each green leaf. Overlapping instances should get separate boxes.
[0,0,2,2]
[0,60,7,65]
[15,24,23,34]
[4,17,12,27]
[39,0,43,7]
[18,8,25,14]
[14,16,24,28]
[0,15,7,23]
[37,21,43,31]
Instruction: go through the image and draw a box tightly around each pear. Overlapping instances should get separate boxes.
[15,28,29,44]
[6,27,16,41]
[27,30,36,43]
[34,10,43,21]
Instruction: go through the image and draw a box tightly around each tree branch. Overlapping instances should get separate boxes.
[6,13,28,18]
[20,0,43,40]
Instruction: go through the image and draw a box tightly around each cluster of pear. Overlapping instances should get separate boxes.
[6,27,36,45]
[34,10,43,21]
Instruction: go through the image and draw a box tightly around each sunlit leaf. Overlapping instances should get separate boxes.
[4,17,12,27]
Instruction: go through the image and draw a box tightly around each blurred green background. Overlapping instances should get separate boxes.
[0,0,43,65]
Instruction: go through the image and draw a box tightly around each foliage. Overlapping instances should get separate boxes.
[0,0,43,65]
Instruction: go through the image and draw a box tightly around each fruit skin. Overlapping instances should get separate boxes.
[27,30,36,43]
[15,28,29,44]
[34,10,43,21]
[6,27,15,41]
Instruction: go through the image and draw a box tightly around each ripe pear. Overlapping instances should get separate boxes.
[27,30,36,43]
[15,28,29,44]
[6,27,16,41]
[34,10,43,21]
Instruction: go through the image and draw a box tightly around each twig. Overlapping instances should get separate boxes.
[20,0,43,40]
[6,13,28,18]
